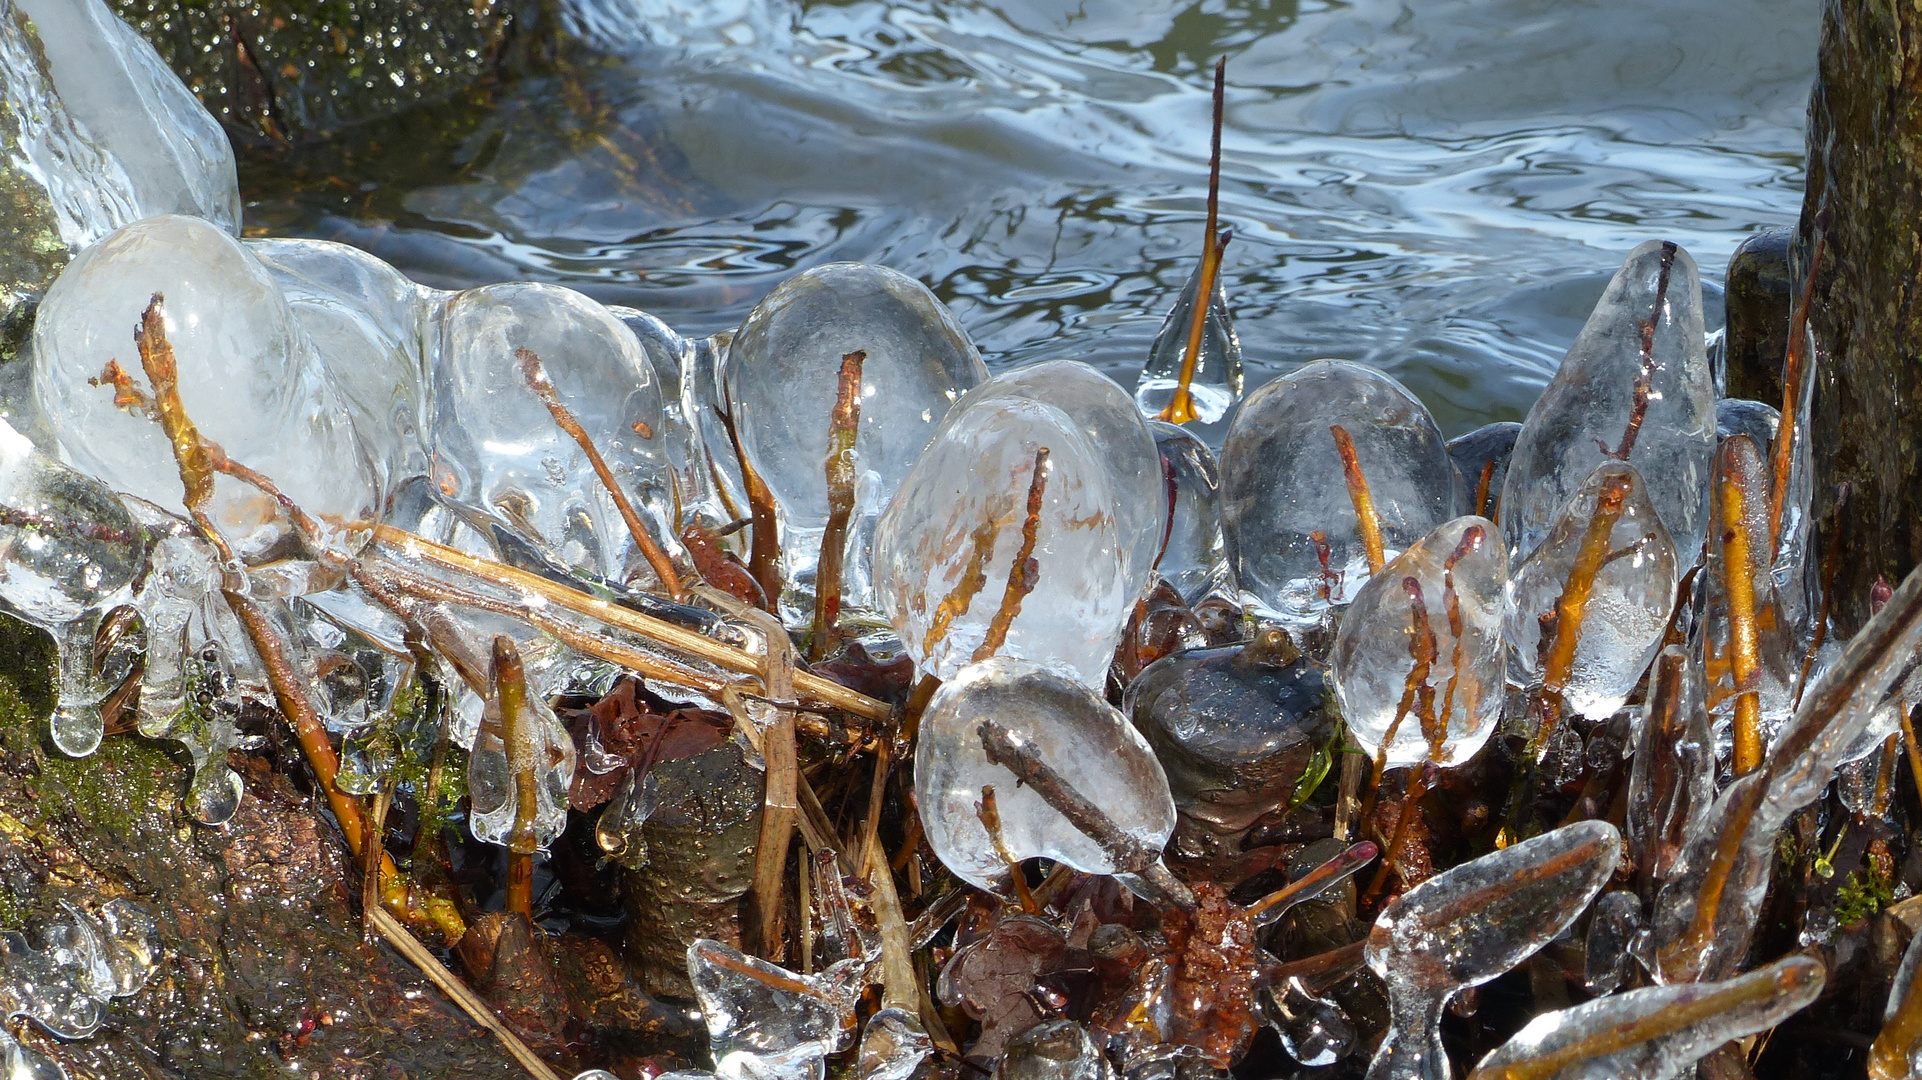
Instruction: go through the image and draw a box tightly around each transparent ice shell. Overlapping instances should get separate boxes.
[467,655,577,852]
[914,657,1175,891]
[1134,255,1243,435]
[1504,461,1678,721]
[1149,421,1228,605]
[688,938,863,1080]
[1500,240,1716,565]
[1332,516,1506,769]
[1221,360,1456,630]
[1691,434,1793,742]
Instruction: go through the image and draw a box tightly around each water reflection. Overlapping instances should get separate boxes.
[241,0,1814,438]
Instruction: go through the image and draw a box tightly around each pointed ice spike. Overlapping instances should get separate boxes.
[1136,252,1243,430]
[1501,241,1716,566]
[1149,421,1229,605]
[1364,820,1621,1080]
[687,938,863,1080]
[1332,515,1506,769]
[915,658,1175,892]
[431,281,683,589]
[873,386,1134,688]
[33,216,377,560]
[725,263,986,606]
[1468,954,1821,1080]
[856,1007,932,1080]
[1220,360,1456,630]
[1504,461,1678,722]
[1692,434,1792,766]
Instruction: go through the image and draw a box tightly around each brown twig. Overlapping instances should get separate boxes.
[518,348,682,598]
[972,448,1050,663]
[714,402,783,609]
[1475,459,1496,520]
[490,637,541,921]
[1330,424,1387,574]
[1769,225,1827,554]
[924,501,1009,657]
[1363,762,1436,904]
[1600,242,1677,462]
[739,603,800,960]
[1157,57,1228,427]
[1246,840,1377,926]
[810,350,865,660]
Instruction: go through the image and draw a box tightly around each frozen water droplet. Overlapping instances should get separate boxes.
[1333,516,1506,769]
[997,1019,1116,1080]
[1365,820,1620,1080]
[467,638,576,851]
[1135,255,1243,433]
[874,387,1134,687]
[0,900,159,1044]
[1262,977,1354,1067]
[1505,461,1678,722]
[33,215,377,560]
[1149,422,1227,606]
[915,657,1174,891]
[1221,360,1456,629]
[1447,421,1520,521]
[727,263,986,603]
[1501,240,1716,565]
[687,938,863,1080]
[856,1007,931,1080]
[1583,891,1642,994]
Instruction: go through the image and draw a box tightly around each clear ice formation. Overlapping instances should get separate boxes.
[1263,977,1355,1067]
[873,385,1133,687]
[467,637,578,851]
[1134,254,1243,431]
[1504,461,1678,721]
[1,0,238,249]
[33,214,377,560]
[687,938,865,1080]
[914,657,1175,891]
[1692,434,1793,739]
[1625,645,1714,894]
[0,898,160,1045]
[856,1007,932,1080]
[1149,421,1228,605]
[1500,240,1716,566]
[430,281,683,588]
[0,417,140,758]
[1582,891,1642,995]
[1469,954,1822,1080]
[1331,515,1506,769]
[996,1019,1117,1080]
[1446,422,1520,521]
[724,263,986,605]
[1365,820,1621,1080]
[1220,360,1456,629]
[1714,399,1779,452]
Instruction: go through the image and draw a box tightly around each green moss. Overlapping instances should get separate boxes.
[1837,865,1895,925]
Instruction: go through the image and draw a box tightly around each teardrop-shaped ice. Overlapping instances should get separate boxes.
[725,263,986,602]
[1221,360,1456,629]
[1149,421,1228,605]
[914,657,1175,891]
[2,0,239,248]
[467,637,577,851]
[1135,255,1243,431]
[1692,434,1793,748]
[430,281,682,588]
[1505,461,1678,721]
[1333,516,1506,769]
[873,391,1132,687]
[250,237,429,497]
[32,215,377,559]
[1263,977,1354,1068]
[1501,241,1716,564]
[1365,821,1621,1080]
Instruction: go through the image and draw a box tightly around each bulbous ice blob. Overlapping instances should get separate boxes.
[726,263,986,603]
[1221,360,1456,629]
[1506,462,1678,721]
[1447,421,1520,521]
[430,281,682,588]
[250,238,429,497]
[857,1008,931,1080]
[3,0,239,248]
[1135,256,1243,433]
[1501,241,1716,565]
[914,658,1175,891]
[1149,421,1228,605]
[873,393,1132,687]
[33,215,377,559]
[1263,977,1355,1068]
[688,938,863,1080]
[1333,516,1506,769]
[1365,821,1621,1080]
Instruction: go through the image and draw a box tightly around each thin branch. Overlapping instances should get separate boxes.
[1158,57,1229,426]
[810,350,865,660]
[972,448,1050,663]
[1531,470,1633,757]
[1599,241,1677,462]
[713,402,783,609]
[1769,220,1828,553]
[975,785,1038,914]
[1331,424,1386,574]
[1716,443,1766,775]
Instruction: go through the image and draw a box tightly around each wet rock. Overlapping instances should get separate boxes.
[1722,226,1793,407]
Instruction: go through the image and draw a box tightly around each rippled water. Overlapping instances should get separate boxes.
[241,0,1816,438]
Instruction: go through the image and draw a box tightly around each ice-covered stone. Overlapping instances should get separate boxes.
[726,263,985,604]
[33,215,377,559]
[1149,421,1228,605]
[467,636,576,852]
[1332,516,1505,769]
[1501,241,1717,565]
[1221,360,1456,629]
[873,387,1134,687]
[915,657,1174,891]
[1505,461,1678,722]
[1135,254,1242,433]
[687,938,863,1080]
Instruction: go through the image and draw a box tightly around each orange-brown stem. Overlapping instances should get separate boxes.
[714,403,784,610]
[1718,455,1765,776]
[976,785,1039,914]
[1659,776,1765,980]
[810,350,865,660]
[973,448,1050,663]
[1532,473,1632,756]
[1363,764,1434,904]
[1331,424,1386,573]
[491,636,541,921]
[1769,229,1827,554]
[1157,57,1228,426]
[1475,459,1495,519]
[1601,241,1676,462]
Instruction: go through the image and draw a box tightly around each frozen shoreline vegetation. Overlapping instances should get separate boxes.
[0,1,1913,1079]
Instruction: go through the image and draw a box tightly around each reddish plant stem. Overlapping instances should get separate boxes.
[1331,424,1386,574]
[973,448,1050,663]
[714,403,784,610]
[1602,241,1677,461]
[810,350,866,660]
[1769,227,1827,553]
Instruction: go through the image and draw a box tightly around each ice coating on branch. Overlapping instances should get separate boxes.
[1149,421,1228,605]
[1221,360,1456,629]
[1364,820,1620,1080]
[250,237,429,496]
[467,638,577,851]
[687,938,864,1080]
[725,263,985,602]
[1,0,238,248]
[1693,434,1792,739]
[33,215,377,559]
[430,281,682,588]
[1582,891,1641,995]
[1625,646,1714,896]
[1505,462,1678,721]
[0,899,160,1044]
[1447,422,1520,521]
[1332,516,1505,769]
[1135,255,1243,432]
[915,658,1175,891]
[874,389,1133,687]
[1469,954,1822,1080]
[1500,240,1716,565]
